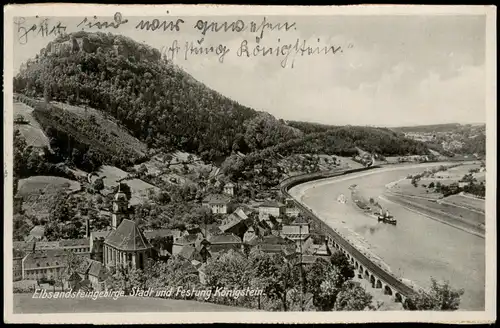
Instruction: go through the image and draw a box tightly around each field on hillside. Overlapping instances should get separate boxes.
[13,102,50,149]
[52,101,148,157]
[18,176,81,218]
[13,293,253,313]
[91,165,159,205]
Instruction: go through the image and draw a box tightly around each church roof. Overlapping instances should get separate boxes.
[104,219,152,251]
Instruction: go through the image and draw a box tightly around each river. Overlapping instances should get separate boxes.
[288,163,485,310]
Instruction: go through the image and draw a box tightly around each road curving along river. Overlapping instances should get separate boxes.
[289,163,485,310]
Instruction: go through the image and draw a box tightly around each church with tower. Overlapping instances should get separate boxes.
[91,185,152,271]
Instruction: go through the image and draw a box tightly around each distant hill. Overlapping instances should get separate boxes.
[389,123,486,157]
[391,123,463,133]
[13,31,431,172]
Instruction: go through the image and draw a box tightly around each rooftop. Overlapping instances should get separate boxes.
[219,214,244,232]
[282,225,310,236]
[260,201,285,208]
[105,219,152,251]
[59,238,90,247]
[143,229,182,240]
[90,230,111,240]
[88,260,107,280]
[174,234,200,245]
[208,233,242,244]
[233,207,250,220]
[291,217,309,225]
[34,241,61,250]
[29,225,45,237]
[299,255,318,265]
[23,249,67,270]
[178,245,196,261]
[202,194,232,205]
[14,241,36,251]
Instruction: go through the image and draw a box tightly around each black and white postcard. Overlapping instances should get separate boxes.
[3,4,497,324]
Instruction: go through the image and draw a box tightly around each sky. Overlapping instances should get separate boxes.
[12,14,486,127]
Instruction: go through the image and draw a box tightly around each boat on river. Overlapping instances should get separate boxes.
[337,194,347,204]
[378,209,397,225]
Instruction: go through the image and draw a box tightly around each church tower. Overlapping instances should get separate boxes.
[112,184,128,230]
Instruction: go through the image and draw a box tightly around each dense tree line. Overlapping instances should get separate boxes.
[105,248,374,311]
[15,31,431,168]
[14,32,257,162]
[13,129,77,180]
[21,96,142,171]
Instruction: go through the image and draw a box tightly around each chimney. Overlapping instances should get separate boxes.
[85,217,90,238]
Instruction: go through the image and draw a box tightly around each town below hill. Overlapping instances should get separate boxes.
[11,31,479,312]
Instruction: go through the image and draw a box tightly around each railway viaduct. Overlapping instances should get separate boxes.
[280,167,417,304]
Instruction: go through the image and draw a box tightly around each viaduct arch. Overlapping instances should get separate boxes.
[280,167,417,304]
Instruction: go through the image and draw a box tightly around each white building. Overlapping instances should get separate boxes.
[223,182,235,196]
[258,201,286,220]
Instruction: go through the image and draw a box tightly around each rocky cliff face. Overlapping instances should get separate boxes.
[39,31,161,63]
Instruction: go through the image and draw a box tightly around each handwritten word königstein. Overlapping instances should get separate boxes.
[237,38,347,68]
[15,17,67,45]
[160,38,349,67]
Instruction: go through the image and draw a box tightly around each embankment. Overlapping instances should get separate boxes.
[382,192,485,238]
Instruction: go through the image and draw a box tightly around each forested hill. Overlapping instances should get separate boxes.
[14,31,430,169]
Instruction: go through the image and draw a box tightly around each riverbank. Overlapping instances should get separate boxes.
[384,164,485,238]
[288,162,485,310]
[381,192,485,239]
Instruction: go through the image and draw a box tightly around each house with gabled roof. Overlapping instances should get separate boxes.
[21,249,67,281]
[144,229,182,259]
[26,225,45,242]
[172,233,203,256]
[233,207,252,220]
[202,194,234,214]
[248,235,296,259]
[219,213,248,239]
[208,233,242,254]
